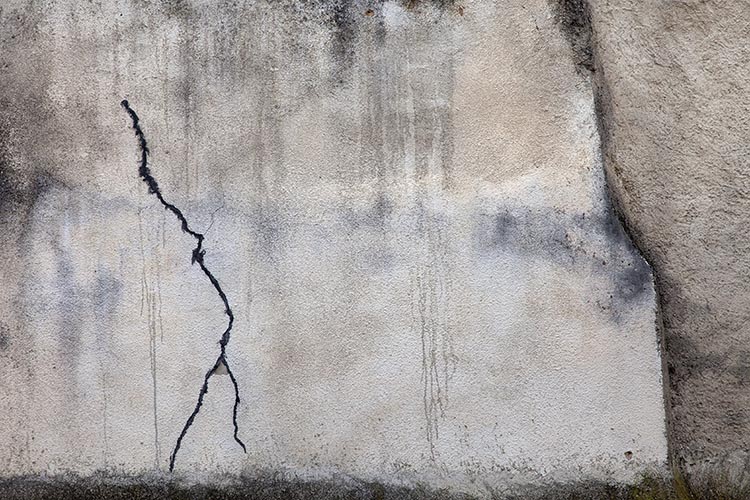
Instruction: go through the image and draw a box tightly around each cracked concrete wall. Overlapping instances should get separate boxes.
[0,0,667,495]
[587,0,750,472]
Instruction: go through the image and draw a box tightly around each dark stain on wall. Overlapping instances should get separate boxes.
[666,328,724,377]
[729,351,750,386]
[249,204,290,264]
[0,473,694,500]
[600,209,653,304]
[329,0,360,70]
[0,126,23,217]
[0,2,72,248]
[0,323,9,351]
[474,204,652,321]
[314,0,459,79]
[0,122,55,232]
[551,0,594,72]
[333,195,397,273]
[53,234,85,370]
[0,474,475,500]
[611,255,651,305]
[342,194,394,231]
[92,270,124,326]
[161,0,193,19]
[400,0,458,11]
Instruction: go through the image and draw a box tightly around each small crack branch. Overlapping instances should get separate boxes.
[121,99,246,472]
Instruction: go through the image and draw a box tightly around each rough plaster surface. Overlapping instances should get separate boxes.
[587,0,750,470]
[0,0,667,494]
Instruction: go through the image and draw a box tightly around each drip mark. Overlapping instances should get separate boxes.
[121,99,246,472]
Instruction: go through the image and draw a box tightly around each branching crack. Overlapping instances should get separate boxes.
[121,99,246,472]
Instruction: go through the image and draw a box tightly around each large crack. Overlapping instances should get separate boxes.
[121,100,246,472]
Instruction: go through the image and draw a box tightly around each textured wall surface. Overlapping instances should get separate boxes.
[588,0,750,471]
[0,0,666,495]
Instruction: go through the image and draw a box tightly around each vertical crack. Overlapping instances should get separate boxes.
[120,99,246,472]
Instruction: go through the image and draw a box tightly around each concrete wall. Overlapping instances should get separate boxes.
[587,0,750,472]
[0,0,668,495]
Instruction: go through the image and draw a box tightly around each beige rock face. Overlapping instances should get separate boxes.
[0,0,666,494]
[588,0,750,470]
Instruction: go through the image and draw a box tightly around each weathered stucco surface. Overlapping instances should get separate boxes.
[0,0,666,495]
[587,0,750,471]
